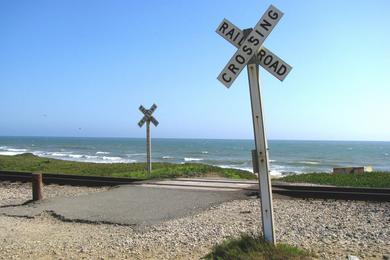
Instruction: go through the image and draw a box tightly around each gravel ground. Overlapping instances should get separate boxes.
[0,183,389,259]
[0,182,109,207]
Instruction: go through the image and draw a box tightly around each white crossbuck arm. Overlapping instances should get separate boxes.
[216,18,292,83]
[138,104,159,127]
[217,5,290,87]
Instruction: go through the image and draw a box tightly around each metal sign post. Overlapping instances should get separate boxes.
[138,104,159,175]
[247,63,275,243]
[215,5,292,244]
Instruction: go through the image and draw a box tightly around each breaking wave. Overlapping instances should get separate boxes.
[184,157,203,162]
[162,156,174,159]
[96,151,110,155]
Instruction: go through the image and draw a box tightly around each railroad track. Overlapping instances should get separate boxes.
[0,171,138,186]
[1,171,389,202]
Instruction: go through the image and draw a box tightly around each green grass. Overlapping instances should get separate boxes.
[2,153,388,187]
[278,172,390,188]
[204,235,314,260]
[0,153,256,180]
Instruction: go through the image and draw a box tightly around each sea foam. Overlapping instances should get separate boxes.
[0,151,25,156]
[299,161,320,165]
[0,147,28,156]
[162,156,174,159]
[184,157,203,162]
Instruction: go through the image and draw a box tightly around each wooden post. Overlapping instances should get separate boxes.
[32,172,43,201]
[146,120,152,174]
[247,63,275,244]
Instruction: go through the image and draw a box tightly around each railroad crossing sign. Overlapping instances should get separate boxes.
[138,104,159,174]
[216,18,292,82]
[216,5,292,244]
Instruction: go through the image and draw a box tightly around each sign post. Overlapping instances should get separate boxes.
[138,104,159,175]
[247,63,275,243]
[215,5,292,244]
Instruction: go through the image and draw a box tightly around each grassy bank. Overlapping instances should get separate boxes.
[204,235,313,260]
[0,153,256,180]
[2,153,389,187]
[279,172,390,188]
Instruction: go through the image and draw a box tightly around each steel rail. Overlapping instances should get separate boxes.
[0,171,389,201]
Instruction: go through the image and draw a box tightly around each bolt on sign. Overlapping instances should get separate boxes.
[215,5,292,244]
[138,104,159,174]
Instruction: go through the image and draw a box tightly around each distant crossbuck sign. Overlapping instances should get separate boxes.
[138,104,159,128]
[138,103,158,174]
[217,5,289,87]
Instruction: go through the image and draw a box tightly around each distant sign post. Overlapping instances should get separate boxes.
[138,104,159,174]
[216,5,292,244]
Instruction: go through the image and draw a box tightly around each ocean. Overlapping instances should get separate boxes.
[0,137,389,176]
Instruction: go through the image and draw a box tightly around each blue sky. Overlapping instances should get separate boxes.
[0,0,389,140]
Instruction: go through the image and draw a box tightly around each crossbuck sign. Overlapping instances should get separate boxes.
[216,5,292,244]
[138,104,159,174]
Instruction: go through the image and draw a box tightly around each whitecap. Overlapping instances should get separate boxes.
[218,165,253,173]
[184,157,203,162]
[0,151,24,156]
[91,156,136,163]
[50,152,69,157]
[6,148,28,152]
[13,149,136,164]
[126,153,146,157]
[269,170,283,177]
[96,151,110,155]
[69,154,84,159]
[0,147,28,155]
[85,155,99,159]
[162,156,174,159]
[201,151,209,154]
[32,151,46,156]
[299,161,319,165]
[102,156,123,161]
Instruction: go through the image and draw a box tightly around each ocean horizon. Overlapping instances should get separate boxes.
[0,136,389,176]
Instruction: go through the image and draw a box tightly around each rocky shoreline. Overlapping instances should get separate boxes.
[0,182,389,259]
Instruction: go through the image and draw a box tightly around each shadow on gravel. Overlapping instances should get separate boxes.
[41,210,137,227]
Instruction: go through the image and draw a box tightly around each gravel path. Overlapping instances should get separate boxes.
[0,182,389,259]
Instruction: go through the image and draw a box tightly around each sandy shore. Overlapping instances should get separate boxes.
[0,182,389,259]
